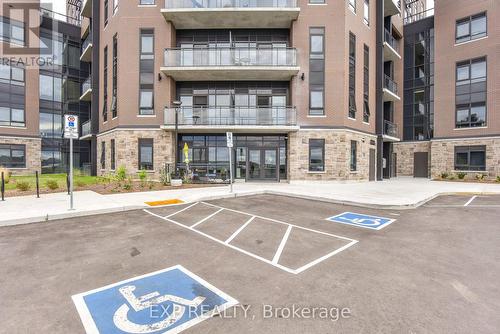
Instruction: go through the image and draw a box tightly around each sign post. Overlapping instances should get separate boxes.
[226,132,233,193]
[64,115,79,210]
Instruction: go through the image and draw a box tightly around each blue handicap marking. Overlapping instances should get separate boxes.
[72,265,238,334]
[69,122,75,127]
[326,212,396,230]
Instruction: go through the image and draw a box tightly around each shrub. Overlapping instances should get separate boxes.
[0,168,11,183]
[116,166,127,181]
[457,172,466,180]
[138,169,147,182]
[123,182,132,190]
[16,181,30,191]
[448,175,456,181]
[496,176,500,183]
[440,172,449,179]
[45,179,59,190]
[475,173,486,181]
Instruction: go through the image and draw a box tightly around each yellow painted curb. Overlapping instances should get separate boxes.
[145,199,184,206]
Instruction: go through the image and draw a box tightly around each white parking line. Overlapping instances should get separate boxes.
[272,225,292,265]
[464,196,477,207]
[165,202,199,218]
[144,202,358,275]
[225,216,255,244]
[191,208,224,228]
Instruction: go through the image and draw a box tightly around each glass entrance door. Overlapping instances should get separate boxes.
[247,148,278,181]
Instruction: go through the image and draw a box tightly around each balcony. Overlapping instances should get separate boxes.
[384,29,401,61]
[383,120,400,141]
[80,76,92,101]
[383,75,400,102]
[81,0,92,18]
[80,33,92,62]
[161,47,299,81]
[161,0,300,29]
[384,0,400,17]
[80,120,92,140]
[162,106,298,132]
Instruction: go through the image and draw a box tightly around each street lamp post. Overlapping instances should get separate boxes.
[172,100,182,176]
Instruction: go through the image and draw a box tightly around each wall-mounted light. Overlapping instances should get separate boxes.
[158,73,162,82]
[300,73,305,81]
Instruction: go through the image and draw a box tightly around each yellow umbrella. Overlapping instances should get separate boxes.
[183,142,190,164]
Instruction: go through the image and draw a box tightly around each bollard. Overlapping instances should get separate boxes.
[66,174,70,195]
[1,172,4,201]
[36,171,40,198]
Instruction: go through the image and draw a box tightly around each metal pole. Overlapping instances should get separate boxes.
[1,172,4,201]
[35,171,40,198]
[69,137,74,210]
[229,147,233,193]
[174,108,178,175]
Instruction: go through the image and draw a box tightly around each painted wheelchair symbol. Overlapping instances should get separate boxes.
[113,285,206,334]
[338,217,383,226]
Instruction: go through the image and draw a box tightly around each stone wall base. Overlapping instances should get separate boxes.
[97,129,175,179]
[0,136,41,175]
[393,141,431,176]
[288,129,377,181]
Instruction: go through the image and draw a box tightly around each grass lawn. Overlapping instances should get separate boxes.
[5,174,103,191]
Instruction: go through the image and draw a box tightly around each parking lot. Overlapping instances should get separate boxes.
[1,194,499,333]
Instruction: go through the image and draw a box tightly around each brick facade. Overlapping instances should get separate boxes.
[0,136,41,175]
[288,130,377,181]
[96,129,175,179]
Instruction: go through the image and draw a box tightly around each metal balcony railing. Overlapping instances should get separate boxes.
[81,120,91,137]
[164,0,298,9]
[384,120,399,138]
[384,74,398,95]
[82,33,92,52]
[164,106,297,126]
[82,76,92,94]
[384,29,400,54]
[404,8,435,25]
[164,47,297,67]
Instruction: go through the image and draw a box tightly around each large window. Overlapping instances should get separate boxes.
[350,141,357,171]
[455,146,486,171]
[309,139,325,172]
[456,57,486,128]
[139,139,154,170]
[103,46,108,122]
[40,112,62,138]
[348,32,356,119]
[456,12,487,44]
[111,35,118,118]
[363,44,370,123]
[363,0,370,25]
[104,0,109,26]
[40,75,62,102]
[348,0,356,13]
[0,144,25,168]
[111,139,116,170]
[113,0,119,14]
[140,0,155,4]
[309,27,325,116]
[0,17,25,45]
[0,63,25,127]
[101,142,106,169]
[139,29,154,115]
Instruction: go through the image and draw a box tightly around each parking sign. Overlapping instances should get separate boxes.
[64,115,79,139]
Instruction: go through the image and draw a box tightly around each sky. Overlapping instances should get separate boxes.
[427,0,434,9]
[46,0,67,15]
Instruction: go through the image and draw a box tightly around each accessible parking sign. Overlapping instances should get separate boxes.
[326,212,396,230]
[72,265,238,334]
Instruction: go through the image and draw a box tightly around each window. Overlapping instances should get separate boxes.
[0,144,25,168]
[348,32,356,119]
[309,27,325,116]
[113,0,119,14]
[39,112,62,138]
[363,44,370,123]
[0,17,25,46]
[455,57,486,128]
[455,146,486,171]
[103,46,108,122]
[139,139,154,170]
[0,62,25,127]
[309,139,325,172]
[309,0,325,3]
[112,35,118,118]
[456,12,487,44]
[104,0,109,26]
[363,0,370,25]
[39,75,62,102]
[140,0,155,4]
[139,29,154,115]
[348,0,356,13]
[111,139,116,170]
[101,142,106,169]
[350,141,357,171]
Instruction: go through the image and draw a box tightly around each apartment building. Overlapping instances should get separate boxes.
[80,0,404,182]
[0,0,91,174]
[395,0,500,179]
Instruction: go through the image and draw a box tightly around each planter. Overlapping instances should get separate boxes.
[171,179,183,187]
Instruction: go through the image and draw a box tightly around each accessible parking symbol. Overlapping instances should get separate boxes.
[72,265,237,334]
[326,212,396,230]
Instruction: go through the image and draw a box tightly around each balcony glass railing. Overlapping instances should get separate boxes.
[164,106,297,126]
[82,33,92,52]
[164,47,297,67]
[384,120,399,138]
[82,76,91,94]
[164,0,297,9]
[384,74,398,95]
[81,120,91,137]
[384,29,400,54]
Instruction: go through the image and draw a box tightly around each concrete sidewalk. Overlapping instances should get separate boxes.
[1,178,500,226]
